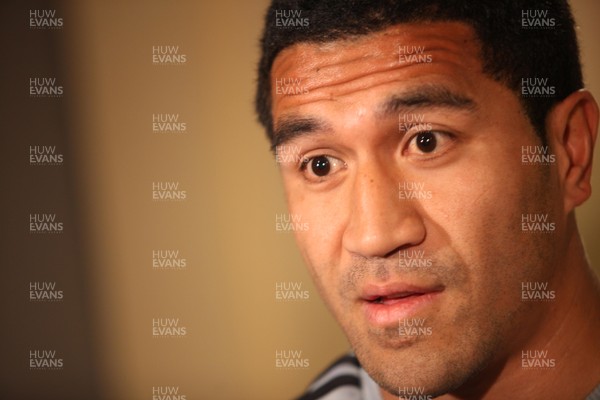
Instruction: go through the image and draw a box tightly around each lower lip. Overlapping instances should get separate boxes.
[363,292,441,327]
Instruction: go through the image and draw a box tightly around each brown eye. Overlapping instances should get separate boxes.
[416,131,437,153]
[310,156,330,176]
[300,154,346,181]
[406,130,454,159]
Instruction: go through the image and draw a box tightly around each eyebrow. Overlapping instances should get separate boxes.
[379,85,477,117]
[272,85,477,151]
[272,116,332,152]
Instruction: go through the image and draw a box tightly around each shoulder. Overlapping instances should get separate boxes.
[295,353,379,400]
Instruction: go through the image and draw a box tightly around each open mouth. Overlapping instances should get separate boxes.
[361,284,444,326]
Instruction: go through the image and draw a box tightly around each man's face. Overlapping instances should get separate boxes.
[271,22,563,396]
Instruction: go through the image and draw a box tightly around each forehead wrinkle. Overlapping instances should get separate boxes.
[273,50,396,99]
[274,48,454,98]
[271,24,481,98]
[272,51,482,117]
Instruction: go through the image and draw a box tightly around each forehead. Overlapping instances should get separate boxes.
[270,22,484,121]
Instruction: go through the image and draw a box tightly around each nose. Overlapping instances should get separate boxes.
[342,159,426,258]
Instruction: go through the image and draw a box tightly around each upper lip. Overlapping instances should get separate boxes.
[360,283,444,303]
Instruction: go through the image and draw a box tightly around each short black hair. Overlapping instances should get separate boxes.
[255,0,583,145]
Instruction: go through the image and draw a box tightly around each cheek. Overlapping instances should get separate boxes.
[426,137,553,307]
[284,183,346,284]
[426,140,525,240]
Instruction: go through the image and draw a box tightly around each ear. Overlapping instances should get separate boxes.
[546,89,599,213]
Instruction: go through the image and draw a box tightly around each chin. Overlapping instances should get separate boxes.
[351,334,486,400]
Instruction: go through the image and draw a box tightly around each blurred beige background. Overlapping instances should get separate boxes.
[1,0,598,399]
[64,1,348,398]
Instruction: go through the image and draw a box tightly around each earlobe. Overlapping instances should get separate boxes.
[546,89,599,212]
